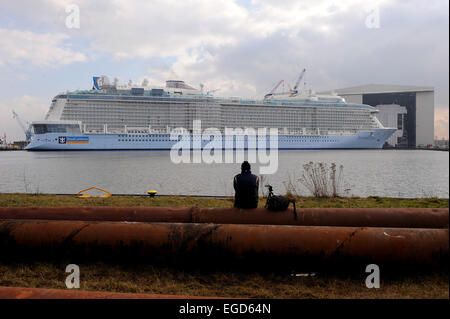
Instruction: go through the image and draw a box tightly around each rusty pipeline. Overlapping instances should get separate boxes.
[0,286,218,299]
[193,207,449,228]
[0,206,192,223]
[0,220,447,267]
[0,206,448,228]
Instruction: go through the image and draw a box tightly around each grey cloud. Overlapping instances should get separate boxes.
[176,0,448,110]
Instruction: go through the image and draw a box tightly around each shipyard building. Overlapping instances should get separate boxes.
[320,84,434,148]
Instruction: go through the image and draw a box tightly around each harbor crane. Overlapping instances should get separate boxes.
[264,68,307,99]
[264,80,285,99]
[12,110,32,141]
[289,68,306,97]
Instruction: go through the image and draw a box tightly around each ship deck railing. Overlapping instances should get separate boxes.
[80,129,364,136]
[59,90,373,110]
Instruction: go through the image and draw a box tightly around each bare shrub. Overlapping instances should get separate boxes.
[298,162,345,197]
[282,173,300,197]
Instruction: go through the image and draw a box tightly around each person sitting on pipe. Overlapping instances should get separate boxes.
[233,161,259,209]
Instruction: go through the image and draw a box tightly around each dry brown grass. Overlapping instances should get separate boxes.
[0,262,447,299]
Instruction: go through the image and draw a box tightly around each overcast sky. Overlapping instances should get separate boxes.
[0,0,448,141]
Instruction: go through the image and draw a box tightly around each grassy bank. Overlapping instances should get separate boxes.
[0,193,448,299]
[0,262,447,299]
[0,193,448,208]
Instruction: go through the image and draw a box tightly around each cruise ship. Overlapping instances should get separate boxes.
[25,74,396,151]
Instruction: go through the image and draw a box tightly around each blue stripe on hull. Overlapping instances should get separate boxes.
[26,129,396,151]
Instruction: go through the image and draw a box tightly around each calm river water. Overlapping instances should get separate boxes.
[0,150,448,198]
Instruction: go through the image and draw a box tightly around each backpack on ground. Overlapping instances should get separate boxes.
[264,185,298,220]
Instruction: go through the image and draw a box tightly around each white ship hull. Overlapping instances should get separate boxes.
[25,128,395,150]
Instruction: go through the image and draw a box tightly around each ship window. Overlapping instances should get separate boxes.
[33,123,81,134]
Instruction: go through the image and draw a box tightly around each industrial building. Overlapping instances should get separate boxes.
[374,104,408,147]
[320,84,435,148]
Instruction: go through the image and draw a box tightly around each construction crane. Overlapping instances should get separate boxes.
[289,68,306,97]
[264,80,285,99]
[12,110,32,141]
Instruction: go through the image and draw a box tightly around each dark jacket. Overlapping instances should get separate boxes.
[233,170,259,209]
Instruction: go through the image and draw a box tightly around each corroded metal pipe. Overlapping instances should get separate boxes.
[0,286,217,299]
[193,207,449,228]
[0,206,192,223]
[0,207,448,228]
[0,220,447,265]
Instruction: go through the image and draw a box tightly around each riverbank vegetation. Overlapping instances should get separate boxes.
[0,193,447,208]
[0,262,447,299]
